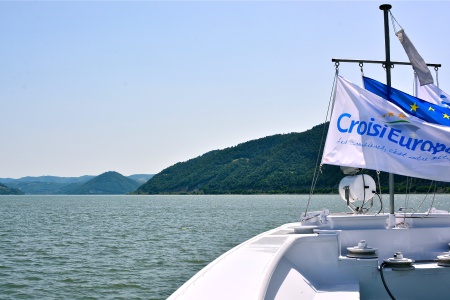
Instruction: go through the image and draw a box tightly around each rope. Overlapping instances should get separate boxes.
[398,177,412,226]
[376,193,383,214]
[425,181,437,217]
[410,180,437,217]
[359,62,364,75]
[389,10,402,34]
[305,65,338,216]
[376,170,383,214]
[379,262,396,300]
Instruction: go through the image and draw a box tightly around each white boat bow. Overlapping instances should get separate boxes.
[169,212,450,299]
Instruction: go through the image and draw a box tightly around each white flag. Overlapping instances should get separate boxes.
[415,75,450,108]
[396,29,433,86]
[322,76,450,182]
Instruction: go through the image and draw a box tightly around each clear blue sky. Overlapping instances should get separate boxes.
[1,1,449,178]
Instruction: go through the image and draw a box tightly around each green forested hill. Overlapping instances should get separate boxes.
[68,171,141,194]
[135,123,450,195]
[0,182,24,195]
[135,123,336,194]
[1,174,151,195]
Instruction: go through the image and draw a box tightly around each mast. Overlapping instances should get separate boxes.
[379,4,396,227]
[330,5,440,225]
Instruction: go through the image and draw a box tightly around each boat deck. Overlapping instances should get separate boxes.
[168,214,450,300]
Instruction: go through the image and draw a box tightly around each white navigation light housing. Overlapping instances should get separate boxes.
[339,174,376,203]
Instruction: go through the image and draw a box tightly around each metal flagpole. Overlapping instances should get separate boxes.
[379,4,396,228]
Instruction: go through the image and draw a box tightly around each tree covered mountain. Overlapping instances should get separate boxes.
[0,182,24,195]
[135,123,450,195]
[67,171,142,195]
[0,175,95,185]
[1,173,152,195]
[133,123,336,194]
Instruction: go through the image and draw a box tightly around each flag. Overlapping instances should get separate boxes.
[322,75,450,182]
[396,29,433,86]
[363,76,450,126]
[415,75,450,108]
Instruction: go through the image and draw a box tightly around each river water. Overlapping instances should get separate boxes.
[0,194,447,299]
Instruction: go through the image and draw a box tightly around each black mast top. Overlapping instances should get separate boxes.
[380,4,392,87]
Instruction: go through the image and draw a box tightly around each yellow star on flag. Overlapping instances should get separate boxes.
[444,113,450,119]
[410,103,419,111]
[388,112,395,117]
[398,113,407,119]
[428,106,435,112]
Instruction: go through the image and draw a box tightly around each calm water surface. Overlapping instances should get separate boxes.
[0,194,447,299]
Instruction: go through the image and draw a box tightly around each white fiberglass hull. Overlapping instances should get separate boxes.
[168,212,450,300]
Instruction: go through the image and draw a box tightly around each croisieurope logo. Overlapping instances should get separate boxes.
[336,112,450,155]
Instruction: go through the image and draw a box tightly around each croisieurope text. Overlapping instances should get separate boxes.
[336,113,450,155]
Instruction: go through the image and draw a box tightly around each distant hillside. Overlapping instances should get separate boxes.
[0,182,24,195]
[127,174,154,184]
[1,176,95,195]
[0,175,95,185]
[9,182,81,195]
[0,174,152,195]
[68,171,141,195]
[135,123,450,195]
